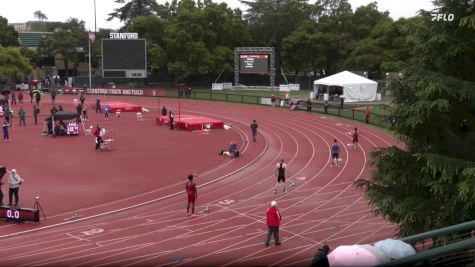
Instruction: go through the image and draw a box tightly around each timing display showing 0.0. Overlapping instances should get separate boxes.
[0,206,39,222]
[239,55,269,74]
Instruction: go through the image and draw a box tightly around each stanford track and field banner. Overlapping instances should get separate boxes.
[61,87,167,97]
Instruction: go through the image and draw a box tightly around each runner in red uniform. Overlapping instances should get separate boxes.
[352,127,360,151]
[186,174,198,216]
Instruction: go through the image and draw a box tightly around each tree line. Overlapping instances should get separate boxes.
[1,0,420,82]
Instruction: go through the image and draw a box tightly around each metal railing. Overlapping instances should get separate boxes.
[179,91,391,128]
[1,89,390,129]
[378,220,475,266]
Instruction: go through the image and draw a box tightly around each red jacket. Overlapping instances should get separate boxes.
[267,207,281,227]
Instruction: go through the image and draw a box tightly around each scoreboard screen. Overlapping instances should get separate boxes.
[102,39,147,78]
[67,122,79,135]
[239,55,269,74]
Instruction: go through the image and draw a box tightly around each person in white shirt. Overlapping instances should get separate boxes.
[8,169,25,206]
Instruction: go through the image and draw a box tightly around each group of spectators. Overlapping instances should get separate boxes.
[0,168,25,207]
[1,89,44,141]
[178,87,192,98]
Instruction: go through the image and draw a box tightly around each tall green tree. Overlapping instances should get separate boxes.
[355,0,475,237]
[125,16,167,72]
[281,21,326,77]
[344,18,414,78]
[37,18,87,76]
[19,47,40,64]
[410,0,475,81]
[240,0,314,62]
[143,0,251,81]
[0,46,32,81]
[108,0,159,25]
[315,0,352,17]
[90,28,114,68]
[0,16,19,47]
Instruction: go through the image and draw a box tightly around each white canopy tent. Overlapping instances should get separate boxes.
[314,71,378,102]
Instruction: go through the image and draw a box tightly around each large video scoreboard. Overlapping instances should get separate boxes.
[102,33,147,78]
[239,54,269,74]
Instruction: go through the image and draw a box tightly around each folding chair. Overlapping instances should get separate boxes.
[85,125,93,136]
[136,112,143,121]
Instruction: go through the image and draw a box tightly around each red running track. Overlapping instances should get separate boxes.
[0,94,401,266]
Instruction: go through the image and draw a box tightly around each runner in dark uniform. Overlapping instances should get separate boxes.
[186,174,198,216]
[331,139,340,167]
[274,159,287,194]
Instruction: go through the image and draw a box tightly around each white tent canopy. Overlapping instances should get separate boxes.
[314,71,378,102]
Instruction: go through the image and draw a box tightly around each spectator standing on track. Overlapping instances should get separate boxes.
[11,92,16,105]
[17,92,23,105]
[82,104,88,121]
[35,92,41,106]
[310,245,330,267]
[104,105,110,120]
[94,125,103,152]
[331,139,340,167]
[250,120,258,142]
[76,103,83,122]
[185,174,198,216]
[18,107,25,126]
[265,200,282,247]
[29,90,33,103]
[169,111,174,130]
[274,159,287,194]
[352,127,360,151]
[4,107,12,124]
[33,105,39,126]
[306,99,312,114]
[271,95,276,107]
[80,93,85,106]
[161,106,167,116]
[2,120,10,141]
[324,101,329,114]
[8,169,24,206]
[95,98,101,113]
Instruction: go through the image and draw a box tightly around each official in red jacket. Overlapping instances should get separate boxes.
[265,200,282,247]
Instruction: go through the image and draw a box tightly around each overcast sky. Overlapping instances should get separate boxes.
[1,0,435,31]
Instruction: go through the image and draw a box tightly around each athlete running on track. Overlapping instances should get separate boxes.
[331,139,340,167]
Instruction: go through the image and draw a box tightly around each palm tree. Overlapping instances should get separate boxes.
[34,10,48,21]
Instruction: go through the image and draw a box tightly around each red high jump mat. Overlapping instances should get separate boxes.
[103,101,142,113]
[156,114,224,131]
